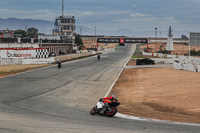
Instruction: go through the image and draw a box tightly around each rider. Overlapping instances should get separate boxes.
[102,95,117,104]
[97,95,117,110]
[57,58,61,63]
[97,53,100,60]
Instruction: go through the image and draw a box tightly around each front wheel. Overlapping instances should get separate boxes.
[90,106,97,115]
[106,107,117,117]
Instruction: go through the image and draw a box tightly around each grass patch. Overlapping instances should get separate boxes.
[115,44,120,50]
[132,55,151,59]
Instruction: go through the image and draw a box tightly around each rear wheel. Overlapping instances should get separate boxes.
[106,107,117,117]
[90,106,97,115]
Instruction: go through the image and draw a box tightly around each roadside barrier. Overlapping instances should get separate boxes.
[173,62,198,72]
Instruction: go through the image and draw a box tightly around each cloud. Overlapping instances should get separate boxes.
[114,17,157,23]
[132,4,136,7]
[130,13,148,17]
[72,11,95,18]
[0,8,57,21]
[35,10,52,13]
[0,9,9,12]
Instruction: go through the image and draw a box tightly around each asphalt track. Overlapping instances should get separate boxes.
[0,44,200,133]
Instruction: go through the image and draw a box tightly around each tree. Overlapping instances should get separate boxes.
[14,29,26,37]
[75,34,83,46]
[181,34,188,39]
[26,27,38,35]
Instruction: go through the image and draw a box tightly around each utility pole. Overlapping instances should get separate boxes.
[155,28,157,53]
[62,0,64,17]
[95,27,97,52]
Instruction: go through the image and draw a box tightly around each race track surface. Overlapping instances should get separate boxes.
[0,44,199,133]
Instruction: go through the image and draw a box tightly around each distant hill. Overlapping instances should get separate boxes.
[0,18,54,34]
[0,18,189,37]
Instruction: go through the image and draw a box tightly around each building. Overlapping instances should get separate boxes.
[0,29,15,38]
[53,16,75,44]
[37,34,73,55]
[190,32,200,46]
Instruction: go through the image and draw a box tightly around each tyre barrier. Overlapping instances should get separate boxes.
[136,58,155,65]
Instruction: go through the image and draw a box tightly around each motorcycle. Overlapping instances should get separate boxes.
[90,98,120,117]
[97,54,100,60]
[58,62,61,68]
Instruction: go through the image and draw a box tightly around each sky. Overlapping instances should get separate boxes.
[0,0,200,37]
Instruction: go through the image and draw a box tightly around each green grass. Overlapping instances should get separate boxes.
[132,55,150,59]
[115,44,120,50]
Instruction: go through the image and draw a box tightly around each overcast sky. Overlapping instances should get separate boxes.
[0,0,200,35]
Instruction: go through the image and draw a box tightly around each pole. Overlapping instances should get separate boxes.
[95,27,98,52]
[155,28,157,53]
[146,39,148,52]
[189,36,190,56]
[62,0,64,17]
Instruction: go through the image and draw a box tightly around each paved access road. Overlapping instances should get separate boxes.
[0,44,199,133]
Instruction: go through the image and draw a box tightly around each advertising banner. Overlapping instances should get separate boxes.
[97,38,147,43]
[124,38,147,43]
[120,38,124,43]
[97,38,120,43]
[1,50,36,58]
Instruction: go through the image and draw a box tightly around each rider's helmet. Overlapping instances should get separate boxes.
[112,95,116,99]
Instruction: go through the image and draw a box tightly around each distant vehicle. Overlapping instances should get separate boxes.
[97,54,100,60]
[49,52,56,57]
[58,62,61,69]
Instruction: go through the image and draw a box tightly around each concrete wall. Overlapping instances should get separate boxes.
[152,58,200,64]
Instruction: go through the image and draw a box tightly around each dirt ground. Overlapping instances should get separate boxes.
[111,59,200,124]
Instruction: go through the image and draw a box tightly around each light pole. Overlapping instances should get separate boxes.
[94,26,97,52]
[155,28,157,53]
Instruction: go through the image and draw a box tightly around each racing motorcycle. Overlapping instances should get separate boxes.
[90,98,120,117]
[57,62,61,69]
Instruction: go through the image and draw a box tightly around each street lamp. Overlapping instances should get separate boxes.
[155,28,157,53]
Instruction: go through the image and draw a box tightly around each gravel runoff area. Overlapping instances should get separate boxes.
[1,59,200,124]
[111,59,200,124]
